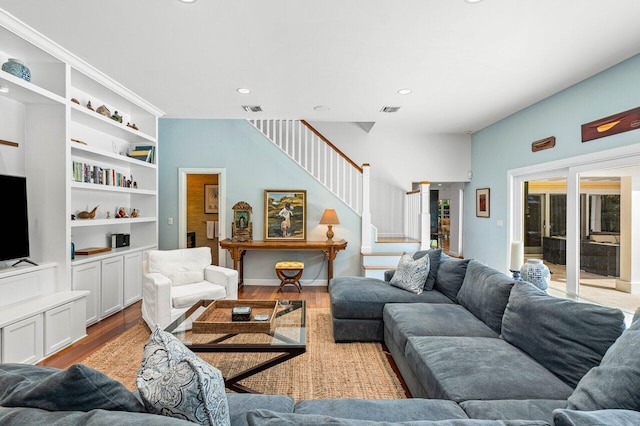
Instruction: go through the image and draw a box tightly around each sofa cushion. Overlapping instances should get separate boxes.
[390,253,431,294]
[553,408,640,426]
[405,336,574,402]
[330,276,454,320]
[226,394,294,426]
[0,407,197,426]
[457,261,514,334]
[246,409,550,425]
[413,248,443,291]
[460,400,567,426]
[434,258,472,302]
[136,327,230,426]
[501,281,625,388]
[170,270,205,286]
[171,281,227,309]
[383,304,498,353]
[147,247,212,279]
[294,398,468,422]
[0,363,145,412]
[566,317,640,411]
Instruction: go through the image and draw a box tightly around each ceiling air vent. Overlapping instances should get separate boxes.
[242,105,262,112]
[380,106,401,113]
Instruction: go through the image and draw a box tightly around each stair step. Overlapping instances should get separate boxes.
[363,265,395,270]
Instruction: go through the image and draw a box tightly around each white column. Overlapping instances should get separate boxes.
[616,176,640,293]
[420,181,431,250]
[566,173,579,296]
[361,164,372,254]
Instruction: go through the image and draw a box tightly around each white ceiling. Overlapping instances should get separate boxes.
[2,0,640,135]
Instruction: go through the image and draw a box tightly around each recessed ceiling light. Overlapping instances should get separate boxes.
[465,0,482,3]
[179,0,197,3]
[0,86,9,93]
[314,105,330,111]
[236,88,251,94]
[397,89,412,95]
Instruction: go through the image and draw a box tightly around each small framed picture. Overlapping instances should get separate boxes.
[264,190,307,241]
[476,188,490,218]
[204,184,219,214]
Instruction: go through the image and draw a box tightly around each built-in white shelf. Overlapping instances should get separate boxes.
[0,72,65,104]
[0,291,88,328]
[70,181,156,195]
[71,217,156,228]
[70,102,157,144]
[71,244,156,266]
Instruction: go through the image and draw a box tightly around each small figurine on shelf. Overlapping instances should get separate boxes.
[115,207,128,218]
[71,98,80,104]
[126,122,139,131]
[106,211,111,219]
[133,181,138,189]
[111,111,123,123]
[130,209,139,218]
[77,205,98,219]
[86,100,94,111]
[126,178,132,188]
[96,105,110,117]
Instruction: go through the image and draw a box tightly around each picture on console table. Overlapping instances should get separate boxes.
[476,188,490,218]
[264,189,307,241]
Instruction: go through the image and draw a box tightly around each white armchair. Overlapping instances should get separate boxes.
[141,247,238,331]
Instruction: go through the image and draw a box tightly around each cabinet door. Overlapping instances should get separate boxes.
[123,251,143,306]
[72,262,101,326]
[2,314,44,364]
[101,256,124,318]
[44,302,73,355]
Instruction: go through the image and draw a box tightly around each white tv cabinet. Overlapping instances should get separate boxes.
[0,9,163,360]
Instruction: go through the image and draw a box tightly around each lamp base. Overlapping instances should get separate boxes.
[510,270,522,281]
[326,224,334,243]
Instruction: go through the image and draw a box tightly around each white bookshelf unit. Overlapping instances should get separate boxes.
[0,9,163,359]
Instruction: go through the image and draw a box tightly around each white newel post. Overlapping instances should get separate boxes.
[420,181,431,250]
[361,164,372,254]
[616,176,640,293]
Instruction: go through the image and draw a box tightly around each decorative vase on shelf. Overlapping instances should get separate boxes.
[520,259,550,290]
[2,58,31,82]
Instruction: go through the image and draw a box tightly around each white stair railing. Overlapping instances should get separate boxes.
[406,189,421,241]
[248,119,363,215]
[405,181,431,250]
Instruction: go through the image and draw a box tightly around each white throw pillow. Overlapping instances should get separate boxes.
[170,270,205,286]
[136,327,230,426]
[389,252,431,294]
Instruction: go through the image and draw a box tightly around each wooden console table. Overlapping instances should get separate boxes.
[219,239,348,287]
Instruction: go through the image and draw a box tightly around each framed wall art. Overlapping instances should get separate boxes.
[476,188,490,218]
[264,189,307,241]
[204,184,219,214]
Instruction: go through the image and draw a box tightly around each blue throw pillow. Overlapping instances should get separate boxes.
[566,318,640,411]
[137,327,230,426]
[413,249,443,291]
[390,253,431,294]
[434,258,472,302]
[0,363,145,412]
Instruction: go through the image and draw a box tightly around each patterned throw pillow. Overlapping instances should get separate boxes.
[389,252,431,294]
[136,327,230,426]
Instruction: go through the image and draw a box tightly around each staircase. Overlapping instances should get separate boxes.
[247,119,431,278]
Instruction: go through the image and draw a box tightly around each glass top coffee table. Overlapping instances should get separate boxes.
[164,299,306,393]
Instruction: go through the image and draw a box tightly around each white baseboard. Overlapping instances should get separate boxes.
[241,278,328,287]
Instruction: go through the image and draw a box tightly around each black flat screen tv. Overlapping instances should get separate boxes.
[0,174,30,262]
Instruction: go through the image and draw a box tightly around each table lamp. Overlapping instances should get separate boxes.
[319,209,340,243]
[509,241,524,280]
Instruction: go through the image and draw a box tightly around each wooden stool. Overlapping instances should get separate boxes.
[275,261,304,292]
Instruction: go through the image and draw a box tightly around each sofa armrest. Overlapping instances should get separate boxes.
[205,265,239,300]
[384,269,395,282]
[142,272,172,330]
[553,408,640,426]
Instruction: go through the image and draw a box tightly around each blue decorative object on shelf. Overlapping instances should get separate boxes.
[520,258,550,290]
[2,58,31,82]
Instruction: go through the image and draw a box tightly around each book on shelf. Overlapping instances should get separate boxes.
[129,145,155,163]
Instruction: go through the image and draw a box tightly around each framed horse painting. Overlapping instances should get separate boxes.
[264,189,307,241]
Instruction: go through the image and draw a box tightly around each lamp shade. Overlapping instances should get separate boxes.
[510,241,524,271]
[319,209,340,225]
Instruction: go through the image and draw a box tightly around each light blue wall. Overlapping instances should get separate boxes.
[465,53,640,271]
[158,119,362,284]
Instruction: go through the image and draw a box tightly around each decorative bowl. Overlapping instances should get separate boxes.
[2,58,31,82]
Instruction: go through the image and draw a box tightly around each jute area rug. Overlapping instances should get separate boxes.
[81,308,406,400]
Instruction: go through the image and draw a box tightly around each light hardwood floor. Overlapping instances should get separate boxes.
[38,286,331,370]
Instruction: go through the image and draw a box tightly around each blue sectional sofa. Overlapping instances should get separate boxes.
[0,249,638,425]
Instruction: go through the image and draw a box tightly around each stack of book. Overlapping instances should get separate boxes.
[128,145,156,163]
[72,161,128,187]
